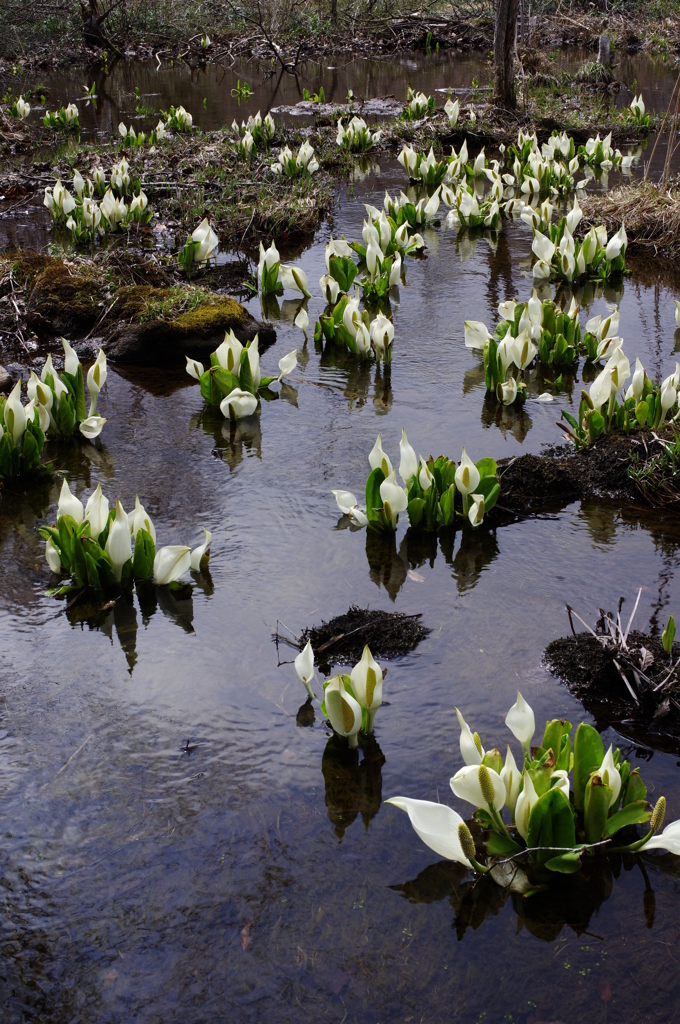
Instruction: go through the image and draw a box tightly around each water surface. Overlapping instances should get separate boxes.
[2,56,680,1024]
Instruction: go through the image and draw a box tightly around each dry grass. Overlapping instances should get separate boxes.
[580,180,680,259]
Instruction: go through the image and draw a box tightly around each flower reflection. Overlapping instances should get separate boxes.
[360,522,500,601]
[321,733,385,839]
[391,852,658,941]
[455,227,499,264]
[195,404,262,471]
[480,392,533,443]
[65,576,204,674]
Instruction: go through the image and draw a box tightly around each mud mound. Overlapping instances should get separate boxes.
[546,630,680,754]
[300,605,430,669]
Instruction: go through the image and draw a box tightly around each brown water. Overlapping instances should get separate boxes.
[5,46,677,144]
[3,52,680,1024]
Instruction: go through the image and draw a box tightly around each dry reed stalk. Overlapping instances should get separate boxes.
[580,181,680,257]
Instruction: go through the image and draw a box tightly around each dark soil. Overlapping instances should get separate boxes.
[499,430,680,513]
[546,629,680,755]
[299,605,430,671]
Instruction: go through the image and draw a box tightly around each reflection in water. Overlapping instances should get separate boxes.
[351,158,382,182]
[392,852,659,942]
[364,521,499,599]
[454,227,499,264]
[481,391,533,443]
[195,405,263,471]
[321,733,385,839]
[64,579,199,673]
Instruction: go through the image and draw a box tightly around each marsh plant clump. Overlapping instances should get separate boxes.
[294,639,385,746]
[186,329,297,421]
[389,691,680,891]
[333,430,500,532]
[0,339,108,481]
[41,481,211,595]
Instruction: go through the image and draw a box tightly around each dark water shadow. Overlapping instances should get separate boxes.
[391,850,670,942]
[321,733,385,840]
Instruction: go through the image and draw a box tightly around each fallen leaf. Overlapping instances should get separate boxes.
[598,976,612,1002]
[407,570,425,583]
[241,922,252,951]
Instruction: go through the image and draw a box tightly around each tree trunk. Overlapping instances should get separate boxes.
[493,0,520,109]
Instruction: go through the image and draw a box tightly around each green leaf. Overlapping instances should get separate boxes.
[407,496,426,528]
[132,527,156,581]
[475,477,500,512]
[584,773,612,843]
[365,467,385,524]
[84,549,103,590]
[663,615,676,654]
[545,851,582,873]
[604,799,652,837]
[73,364,87,423]
[238,350,255,394]
[541,719,572,772]
[526,788,576,864]
[485,831,523,856]
[573,723,604,809]
[214,367,241,397]
[439,483,456,526]
[329,255,358,293]
[71,534,89,588]
[476,457,498,480]
[483,338,499,391]
[622,768,647,806]
[57,393,76,436]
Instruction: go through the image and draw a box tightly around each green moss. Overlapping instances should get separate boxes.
[4,251,250,338]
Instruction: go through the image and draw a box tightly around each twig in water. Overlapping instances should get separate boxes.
[40,733,94,789]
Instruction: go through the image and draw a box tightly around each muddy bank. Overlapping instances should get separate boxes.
[297,605,430,671]
[499,430,680,512]
[1,251,274,364]
[546,628,680,755]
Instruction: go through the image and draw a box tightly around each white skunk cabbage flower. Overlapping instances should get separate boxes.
[324,675,362,746]
[450,764,506,814]
[385,797,473,868]
[84,483,109,539]
[505,690,535,755]
[106,500,132,580]
[190,526,212,571]
[58,478,84,524]
[220,388,258,420]
[501,746,521,819]
[295,640,316,698]
[455,447,480,496]
[154,545,191,585]
[455,707,484,766]
[398,428,418,485]
[192,218,219,262]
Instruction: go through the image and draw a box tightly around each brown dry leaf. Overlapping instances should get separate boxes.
[241,922,252,951]
[598,976,612,1002]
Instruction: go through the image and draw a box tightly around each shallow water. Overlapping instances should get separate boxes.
[7,46,677,144]
[3,57,680,1024]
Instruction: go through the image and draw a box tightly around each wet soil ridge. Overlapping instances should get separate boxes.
[499,429,680,511]
[299,606,431,668]
[1,252,274,363]
[546,617,680,751]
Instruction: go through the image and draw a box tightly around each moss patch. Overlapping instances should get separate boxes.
[3,250,271,363]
